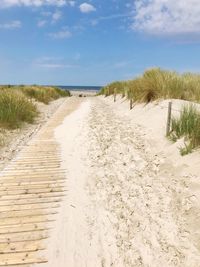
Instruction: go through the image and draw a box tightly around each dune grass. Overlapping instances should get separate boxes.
[16,86,71,104]
[100,68,200,103]
[0,89,38,129]
[170,104,200,155]
[0,85,70,137]
[100,68,200,154]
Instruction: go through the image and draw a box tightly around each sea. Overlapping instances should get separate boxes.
[57,85,102,92]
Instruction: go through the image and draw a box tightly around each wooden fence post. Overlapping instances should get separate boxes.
[104,87,108,97]
[130,98,133,110]
[166,101,172,136]
[114,88,117,102]
[122,88,125,98]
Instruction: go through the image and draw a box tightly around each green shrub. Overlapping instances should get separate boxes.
[53,87,71,97]
[170,104,200,154]
[0,89,38,129]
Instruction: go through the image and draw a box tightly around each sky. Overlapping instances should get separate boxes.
[0,0,200,86]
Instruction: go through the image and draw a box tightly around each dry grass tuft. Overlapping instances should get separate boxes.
[0,89,38,129]
[16,86,71,104]
[0,85,70,130]
[100,68,200,103]
[170,104,200,155]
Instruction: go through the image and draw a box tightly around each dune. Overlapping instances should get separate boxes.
[38,95,200,267]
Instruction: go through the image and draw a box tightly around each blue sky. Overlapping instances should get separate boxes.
[0,0,200,86]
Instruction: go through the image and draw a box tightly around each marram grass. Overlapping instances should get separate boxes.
[0,85,70,145]
[100,68,200,103]
[16,86,71,104]
[170,104,200,155]
[0,89,38,129]
[100,68,200,154]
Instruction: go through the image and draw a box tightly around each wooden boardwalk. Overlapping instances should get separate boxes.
[0,99,74,266]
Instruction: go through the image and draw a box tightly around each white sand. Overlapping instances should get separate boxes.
[70,90,98,97]
[41,96,200,267]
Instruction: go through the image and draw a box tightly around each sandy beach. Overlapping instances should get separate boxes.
[0,94,200,266]
[44,95,200,267]
[2,1,200,266]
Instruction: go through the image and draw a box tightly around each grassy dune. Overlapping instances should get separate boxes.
[170,105,200,155]
[0,89,37,129]
[0,85,70,131]
[100,68,200,103]
[100,68,200,154]
[18,86,70,104]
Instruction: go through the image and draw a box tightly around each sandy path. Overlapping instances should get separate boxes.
[40,96,200,267]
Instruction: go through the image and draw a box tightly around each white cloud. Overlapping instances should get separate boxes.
[91,13,131,26]
[132,0,200,35]
[49,29,72,39]
[69,1,75,7]
[79,3,96,13]
[41,11,52,16]
[0,0,69,8]
[37,20,47,27]
[34,57,78,68]
[52,10,62,22]
[0,20,21,29]
[38,63,67,68]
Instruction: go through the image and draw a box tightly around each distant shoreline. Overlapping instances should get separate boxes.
[0,85,102,91]
[58,85,102,91]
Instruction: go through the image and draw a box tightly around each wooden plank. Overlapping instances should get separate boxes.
[0,202,60,212]
[0,209,57,219]
[0,177,65,182]
[0,230,49,243]
[0,183,64,191]
[0,251,47,266]
[0,178,65,183]
[11,160,61,163]
[11,156,59,160]
[0,215,55,226]
[7,165,61,170]
[2,169,65,174]
[7,160,61,167]
[0,187,65,196]
[7,163,61,169]
[0,197,62,206]
[0,222,51,234]
[0,192,65,201]
[0,181,65,187]
[13,156,59,160]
